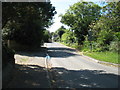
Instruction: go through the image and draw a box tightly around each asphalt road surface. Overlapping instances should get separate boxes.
[45,42,120,88]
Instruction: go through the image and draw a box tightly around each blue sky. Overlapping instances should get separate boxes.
[47,0,106,32]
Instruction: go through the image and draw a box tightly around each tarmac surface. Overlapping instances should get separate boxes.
[5,49,51,88]
[46,42,120,88]
[4,42,120,88]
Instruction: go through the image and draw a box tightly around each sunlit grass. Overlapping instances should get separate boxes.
[60,42,119,64]
[84,51,119,64]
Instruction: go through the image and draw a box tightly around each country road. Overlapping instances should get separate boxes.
[46,42,120,88]
[4,42,120,88]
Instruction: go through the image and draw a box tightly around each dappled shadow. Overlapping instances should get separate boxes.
[50,67,120,88]
[5,64,49,88]
[4,64,120,88]
[47,47,80,58]
[15,47,47,57]
[48,50,79,58]
[48,47,77,52]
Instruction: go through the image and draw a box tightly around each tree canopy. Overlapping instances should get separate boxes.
[89,1,120,51]
[2,2,56,47]
[57,1,119,52]
[60,2,101,45]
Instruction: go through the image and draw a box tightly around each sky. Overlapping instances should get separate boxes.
[47,0,108,32]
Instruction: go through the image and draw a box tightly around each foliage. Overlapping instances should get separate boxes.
[109,41,119,52]
[60,1,101,45]
[61,30,75,44]
[43,30,51,42]
[57,1,119,64]
[89,2,120,51]
[2,2,56,47]
[56,26,66,41]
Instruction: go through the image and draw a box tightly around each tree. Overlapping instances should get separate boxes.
[60,1,101,45]
[2,2,56,47]
[89,1,120,51]
[43,30,51,42]
[54,26,66,41]
[61,29,75,44]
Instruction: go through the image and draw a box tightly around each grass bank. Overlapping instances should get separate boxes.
[59,42,119,64]
[84,51,119,64]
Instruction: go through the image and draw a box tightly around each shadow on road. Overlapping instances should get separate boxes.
[48,47,77,52]
[15,47,47,57]
[4,64,49,88]
[50,67,120,88]
[47,47,80,58]
[4,64,120,88]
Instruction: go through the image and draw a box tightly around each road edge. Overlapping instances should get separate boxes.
[58,42,120,67]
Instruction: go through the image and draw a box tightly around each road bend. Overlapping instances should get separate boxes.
[45,42,120,88]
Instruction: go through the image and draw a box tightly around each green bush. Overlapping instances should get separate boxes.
[43,30,50,42]
[80,40,91,52]
[109,41,119,52]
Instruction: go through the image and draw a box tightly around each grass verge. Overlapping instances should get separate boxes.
[83,51,119,64]
[59,42,119,64]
